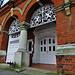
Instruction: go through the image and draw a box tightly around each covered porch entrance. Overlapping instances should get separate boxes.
[29,3,57,69]
[32,22,57,65]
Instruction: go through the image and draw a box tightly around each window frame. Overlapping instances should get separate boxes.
[27,39,33,54]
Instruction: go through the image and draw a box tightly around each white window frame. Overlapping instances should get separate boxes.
[27,39,33,54]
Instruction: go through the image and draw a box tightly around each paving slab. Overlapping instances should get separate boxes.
[20,67,57,75]
[0,69,28,75]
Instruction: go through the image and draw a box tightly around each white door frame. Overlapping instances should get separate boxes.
[32,23,57,64]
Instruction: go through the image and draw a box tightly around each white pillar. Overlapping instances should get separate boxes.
[18,25,27,51]
[14,21,30,67]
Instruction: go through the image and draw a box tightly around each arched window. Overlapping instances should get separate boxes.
[6,19,20,63]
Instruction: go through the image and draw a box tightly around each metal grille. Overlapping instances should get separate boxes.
[9,19,20,35]
[30,4,56,28]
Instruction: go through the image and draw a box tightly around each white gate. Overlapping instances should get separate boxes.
[6,19,20,63]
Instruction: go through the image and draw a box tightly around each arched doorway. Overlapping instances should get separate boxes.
[28,3,57,66]
[33,22,57,65]
[6,18,20,63]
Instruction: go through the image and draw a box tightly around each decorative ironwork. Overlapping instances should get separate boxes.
[9,19,20,34]
[9,19,20,38]
[30,4,56,28]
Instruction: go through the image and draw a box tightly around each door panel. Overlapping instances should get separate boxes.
[40,37,56,64]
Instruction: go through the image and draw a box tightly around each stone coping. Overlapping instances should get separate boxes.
[0,50,6,56]
[55,44,75,55]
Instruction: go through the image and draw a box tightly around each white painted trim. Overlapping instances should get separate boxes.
[55,44,75,55]
[27,39,33,54]
[33,23,56,40]
[57,44,75,50]
[32,23,57,64]
[0,50,6,56]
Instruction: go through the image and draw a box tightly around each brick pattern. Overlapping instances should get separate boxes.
[0,33,8,50]
[56,6,75,45]
[0,56,5,63]
[56,56,75,75]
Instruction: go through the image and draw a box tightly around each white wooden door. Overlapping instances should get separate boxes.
[40,37,56,64]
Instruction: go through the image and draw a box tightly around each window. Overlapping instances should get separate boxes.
[49,38,51,44]
[53,46,55,51]
[49,46,51,51]
[27,39,33,53]
[53,39,55,44]
[44,39,46,45]
[29,42,32,52]
[44,47,46,51]
[41,47,43,52]
[41,40,43,45]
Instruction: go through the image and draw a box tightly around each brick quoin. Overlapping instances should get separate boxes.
[0,56,5,63]
[0,33,8,50]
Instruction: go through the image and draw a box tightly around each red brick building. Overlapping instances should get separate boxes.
[0,0,75,74]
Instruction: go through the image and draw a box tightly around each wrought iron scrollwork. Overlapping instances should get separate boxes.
[30,4,56,28]
[9,19,20,38]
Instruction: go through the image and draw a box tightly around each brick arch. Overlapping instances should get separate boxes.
[0,9,23,51]
[1,9,23,31]
[52,0,64,7]
[23,0,36,22]
[24,0,54,23]
[23,0,64,23]
[0,15,19,50]
[24,0,58,65]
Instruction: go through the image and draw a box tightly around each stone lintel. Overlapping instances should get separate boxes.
[18,48,27,52]
[55,44,75,55]
[0,50,6,56]
[17,21,30,30]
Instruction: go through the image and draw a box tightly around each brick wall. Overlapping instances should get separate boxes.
[56,6,75,45]
[56,3,75,75]
[0,56,5,63]
[57,56,75,75]
[0,33,8,50]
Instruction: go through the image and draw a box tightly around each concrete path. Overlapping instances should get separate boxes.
[0,64,57,75]
[20,67,57,75]
[0,69,28,75]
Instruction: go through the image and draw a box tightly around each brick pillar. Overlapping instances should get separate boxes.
[0,32,8,63]
[54,1,75,74]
